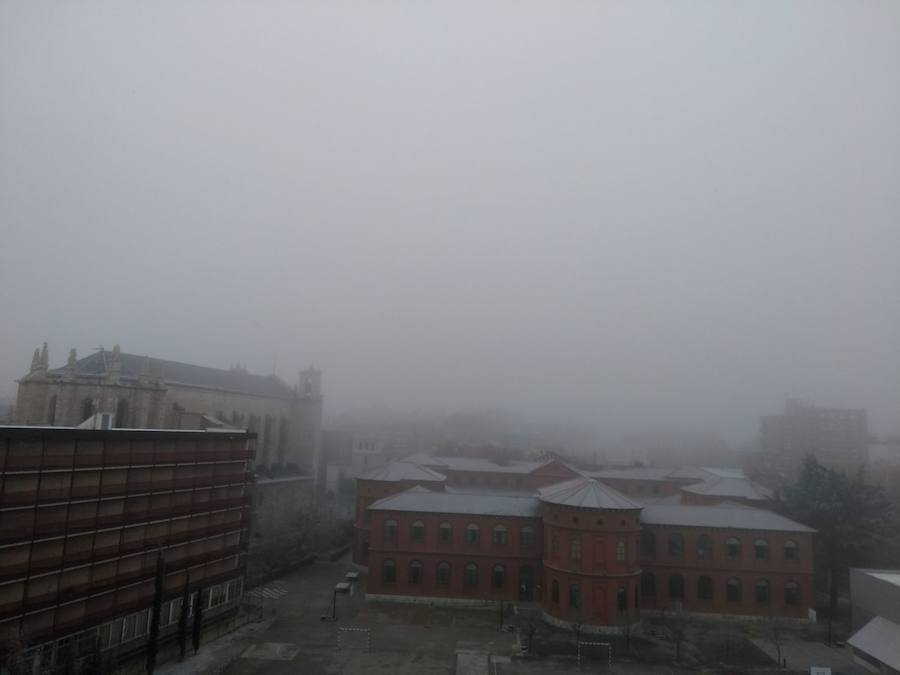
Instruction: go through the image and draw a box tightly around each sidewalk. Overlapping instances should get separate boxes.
[157,616,276,675]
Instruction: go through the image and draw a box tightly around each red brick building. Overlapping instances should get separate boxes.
[354,457,814,631]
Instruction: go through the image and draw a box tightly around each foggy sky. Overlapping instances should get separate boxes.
[2,1,899,443]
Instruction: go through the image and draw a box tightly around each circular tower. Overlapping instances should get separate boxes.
[539,477,642,632]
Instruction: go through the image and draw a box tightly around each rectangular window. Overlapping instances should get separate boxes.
[570,539,581,561]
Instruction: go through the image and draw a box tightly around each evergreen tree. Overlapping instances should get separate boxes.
[146,553,165,674]
[177,574,190,661]
[781,455,896,612]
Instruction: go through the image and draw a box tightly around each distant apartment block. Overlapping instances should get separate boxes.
[0,426,255,671]
[760,398,868,477]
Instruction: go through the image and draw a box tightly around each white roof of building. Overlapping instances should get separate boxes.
[847,616,900,670]
[358,461,446,482]
[539,477,642,511]
[856,569,900,588]
[680,476,773,501]
[368,486,541,518]
[640,503,814,532]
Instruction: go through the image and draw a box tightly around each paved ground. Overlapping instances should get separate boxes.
[163,557,789,675]
[750,636,868,675]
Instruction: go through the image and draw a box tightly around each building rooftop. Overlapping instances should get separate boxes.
[0,425,255,441]
[368,486,541,518]
[588,466,679,482]
[847,616,900,670]
[50,349,295,399]
[358,461,446,482]
[405,453,544,474]
[640,503,814,532]
[854,569,900,588]
[539,476,642,511]
[680,475,774,501]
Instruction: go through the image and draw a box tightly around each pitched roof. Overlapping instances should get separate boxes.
[847,617,900,670]
[406,454,544,474]
[539,477,642,511]
[588,467,678,482]
[640,503,814,532]
[368,487,541,518]
[358,461,446,482]
[680,476,773,501]
[51,350,294,398]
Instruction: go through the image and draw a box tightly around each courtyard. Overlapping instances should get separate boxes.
[161,557,865,675]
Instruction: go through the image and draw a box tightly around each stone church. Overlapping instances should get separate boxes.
[14,343,323,482]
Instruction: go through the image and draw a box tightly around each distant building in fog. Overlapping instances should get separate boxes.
[14,343,323,482]
[760,398,868,477]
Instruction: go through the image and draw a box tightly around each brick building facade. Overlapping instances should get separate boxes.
[354,456,814,631]
[0,426,255,671]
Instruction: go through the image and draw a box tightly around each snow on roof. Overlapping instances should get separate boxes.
[359,461,446,482]
[640,503,814,533]
[847,616,900,670]
[368,487,541,518]
[680,476,773,500]
[539,477,642,511]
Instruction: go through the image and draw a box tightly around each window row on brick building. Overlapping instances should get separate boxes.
[640,571,801,605]
[381,520,537,547]
[547,534,628,562]
[381,559,518,589]
[640,531,800,562]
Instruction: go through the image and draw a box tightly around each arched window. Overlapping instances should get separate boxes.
[754,539,769,560]
[784,581,800,605]
[755,578,770,603]
[668,533,685,557]
[464,563,479,588]
[696,534,713,560]
[383,519,398,543]
[617,587,627,612]
[382,559,396,583]
[408,560,423,584]
[520,526,535,546]
[551,579,560,603]
[551,533,559,555]
[80,398,94,422]
[616,541,626,561]
[436,562,451,586]
[783,540,798,561]
[465,523,480,544]
[569,583,581,609]
[411,520,425,542]
[727,577,742,602]
[641,571,656,597]
[726,537,741,560]
[640,531,656,556]
[492,565,505,589]
[570,538,582,561]
[115,399,129,428]
[669,574,684,599]
[493,525,508,545]
[439,522,453,543]
[697,576,713,600]
[46,395,57,425]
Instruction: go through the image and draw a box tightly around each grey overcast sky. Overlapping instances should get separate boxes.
[1,1,898,443]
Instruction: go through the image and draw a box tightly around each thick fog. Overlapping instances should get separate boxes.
[1,1,898,443]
